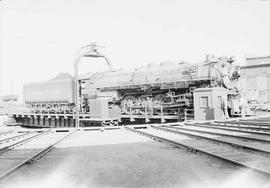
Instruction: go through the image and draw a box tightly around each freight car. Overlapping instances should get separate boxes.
[23,73,74,114]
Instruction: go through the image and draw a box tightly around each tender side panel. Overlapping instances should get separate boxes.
[24,78,74,104]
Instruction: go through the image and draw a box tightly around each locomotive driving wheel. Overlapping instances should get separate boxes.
[137,95,148,107]
[153,94,168,106]
[121,95,136,114]
[136,95,152,115]
[153,94,168,115]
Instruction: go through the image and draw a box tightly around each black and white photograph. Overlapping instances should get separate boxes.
[0,0,270,187]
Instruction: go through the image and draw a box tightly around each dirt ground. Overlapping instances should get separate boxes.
[1,129,269,188]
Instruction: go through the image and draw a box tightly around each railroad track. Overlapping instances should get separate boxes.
[215,120,270,127]
[157,125,270,155]
[192,122,270,132]
[0,130,51,154]
[0,130,76,181]
[0,131,13,138]
[168,124,270,143]
[0,131,42,144]
[125,126,270,176]
[239,118,270,122]
[185,123,270,136]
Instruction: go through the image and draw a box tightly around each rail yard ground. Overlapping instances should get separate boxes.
[0,119,270,188]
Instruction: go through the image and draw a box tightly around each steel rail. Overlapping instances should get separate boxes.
[185,123,270,136]
[165,125,270,143]
[210,123,270,132]
[240,119,270,122]
[215,121,270,127]
[0,130,51,154]
[153,126,270,156]
[0,131,13,137]
[0,130,76,180]
[0,132,35,144]
[125,127,270,176]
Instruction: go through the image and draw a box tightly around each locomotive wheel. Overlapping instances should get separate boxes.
[121,95,136,113]
[137,95,148,107]
[153,94,168,106]
[153,94,168,115]
[136,95,152,115]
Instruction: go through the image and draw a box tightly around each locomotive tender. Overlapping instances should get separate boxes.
[23,73,75,114]
[23,55,240,120]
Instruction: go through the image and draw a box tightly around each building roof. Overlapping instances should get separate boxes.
[241,63,270,70]
[246,56,270,60]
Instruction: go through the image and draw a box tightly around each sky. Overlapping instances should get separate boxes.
[0,0,270,98]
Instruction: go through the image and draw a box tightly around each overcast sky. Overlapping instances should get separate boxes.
[0,0,270,97]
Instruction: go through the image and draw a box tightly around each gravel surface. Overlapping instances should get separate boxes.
[0,129,269,188]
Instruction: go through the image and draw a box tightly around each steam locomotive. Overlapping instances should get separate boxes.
[23,55,240,117]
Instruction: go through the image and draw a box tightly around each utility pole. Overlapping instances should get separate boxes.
[74,56,81,128]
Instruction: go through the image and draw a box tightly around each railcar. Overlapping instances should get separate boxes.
[23,73,75,114]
